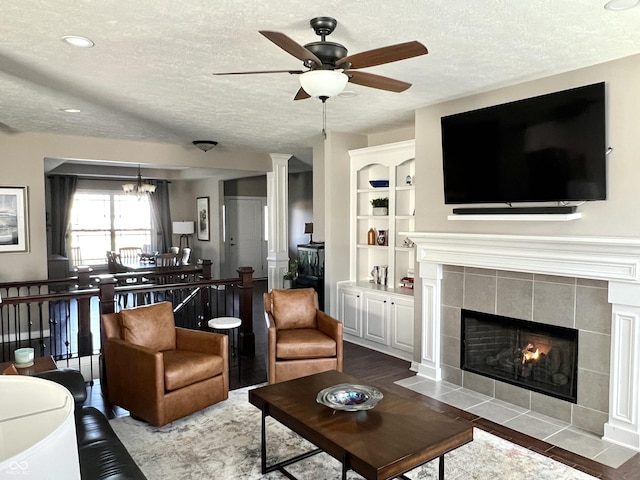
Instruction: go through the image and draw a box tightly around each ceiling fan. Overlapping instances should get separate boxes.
[213,17,428,101]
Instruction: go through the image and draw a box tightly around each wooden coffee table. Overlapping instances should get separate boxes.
[249,370,473,480]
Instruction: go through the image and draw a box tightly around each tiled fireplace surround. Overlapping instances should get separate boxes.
[409,232,640,452]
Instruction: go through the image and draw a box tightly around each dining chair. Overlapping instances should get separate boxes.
[119,247,142,264]
[106,251,127,273]
[70,246,82,267]
[155,253,179,267]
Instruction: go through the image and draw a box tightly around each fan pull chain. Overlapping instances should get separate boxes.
[321,96,328,140]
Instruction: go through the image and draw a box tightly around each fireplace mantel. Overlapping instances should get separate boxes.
[406,232,640,451]
[407,232,640,282]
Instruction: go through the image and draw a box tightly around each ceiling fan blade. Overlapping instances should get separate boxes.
[294,88,311,101]
[259,31,322,66]
[347,71,412,93]
[337,41,428,69]
[213,69,304,75]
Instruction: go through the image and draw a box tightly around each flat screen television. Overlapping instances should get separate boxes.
[441,82,607,205]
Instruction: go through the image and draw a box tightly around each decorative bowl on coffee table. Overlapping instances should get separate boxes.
[316,383,383,411]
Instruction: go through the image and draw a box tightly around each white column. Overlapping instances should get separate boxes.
[416,261,443,381]
[604,281,640,451]
[266,154,292,291]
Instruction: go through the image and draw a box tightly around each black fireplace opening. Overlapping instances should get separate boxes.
[460,309,579,403]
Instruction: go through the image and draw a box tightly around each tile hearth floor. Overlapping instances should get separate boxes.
[395,375,636,469]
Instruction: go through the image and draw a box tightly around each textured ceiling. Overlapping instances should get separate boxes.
[2,0,640,166]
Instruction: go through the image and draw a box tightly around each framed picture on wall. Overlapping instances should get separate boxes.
[0,186,28,253]
[196,196,210,241]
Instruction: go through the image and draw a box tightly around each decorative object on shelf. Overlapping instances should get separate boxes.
[367,228,376,245]
[304,222,314,243]
[369,180,389,188]
[376,229,387,246]
[122,165,156,197]
[370,265,388,285]
[405,175,413,185]
[316,383,383,411]
[0,186,28,253]
[196,197,210,241]
[402,237,414,248]
[192,140,218,152]
[399,277,414,289]
[370,197,388,216]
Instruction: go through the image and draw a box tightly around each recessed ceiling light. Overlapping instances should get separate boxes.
[61,35,94,48]
[60,108,81,113]
[604,0,640,11]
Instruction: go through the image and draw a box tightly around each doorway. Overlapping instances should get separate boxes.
[223,196,267,278]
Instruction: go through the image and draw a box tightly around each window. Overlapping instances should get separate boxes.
[69,192,152,265]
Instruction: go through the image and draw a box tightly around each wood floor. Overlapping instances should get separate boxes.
[88,280,638,480]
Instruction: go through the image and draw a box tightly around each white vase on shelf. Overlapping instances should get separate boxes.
[372,207,388,216]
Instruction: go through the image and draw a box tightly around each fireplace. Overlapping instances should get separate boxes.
[408,232,640,451]
[461,309,578,403]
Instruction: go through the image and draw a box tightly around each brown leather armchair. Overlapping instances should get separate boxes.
[264,288,343,384]
[101,301,228,426]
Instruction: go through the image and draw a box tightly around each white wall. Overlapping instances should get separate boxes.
[0,132,271,282]
[323,131,367,316]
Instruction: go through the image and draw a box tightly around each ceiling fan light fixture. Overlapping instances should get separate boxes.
[299,70,348,98]
[192,140,218,152]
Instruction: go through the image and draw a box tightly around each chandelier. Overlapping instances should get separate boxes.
[122,165,156,196]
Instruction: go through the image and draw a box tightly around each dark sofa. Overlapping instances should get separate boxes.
[35,368,146,480]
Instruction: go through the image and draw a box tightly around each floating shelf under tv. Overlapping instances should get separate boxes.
[448,212,582,222]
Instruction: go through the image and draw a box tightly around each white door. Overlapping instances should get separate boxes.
[224,196,267,278]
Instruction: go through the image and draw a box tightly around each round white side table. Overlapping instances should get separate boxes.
[207,316,242,380]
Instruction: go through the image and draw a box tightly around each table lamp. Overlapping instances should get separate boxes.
[304,222,313,244]
[0,376,80,479]
[172,221,195,250]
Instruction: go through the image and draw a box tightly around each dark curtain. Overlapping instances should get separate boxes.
[149,180,172,253]
[48,175,77,257]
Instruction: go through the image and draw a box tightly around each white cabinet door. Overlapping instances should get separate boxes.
[363,291,390,345]
[390,295,414,354]
[337,285,362,337]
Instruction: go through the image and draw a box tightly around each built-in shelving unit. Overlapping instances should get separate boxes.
[349,140,416,290]
[337,140,416,362]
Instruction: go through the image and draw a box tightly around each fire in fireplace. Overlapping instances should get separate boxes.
[460,309,579,403]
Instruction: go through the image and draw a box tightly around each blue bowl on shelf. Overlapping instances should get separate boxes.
[369,180,389,188]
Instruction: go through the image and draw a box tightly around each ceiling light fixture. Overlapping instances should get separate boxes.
[299,70,349,99]
[604,0,640,10]
[122,165,156,197]
[192,140,218,152]
[61,35,95,48]
[299,70,349,140]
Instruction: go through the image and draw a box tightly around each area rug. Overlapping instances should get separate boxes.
[109,386,597,479]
